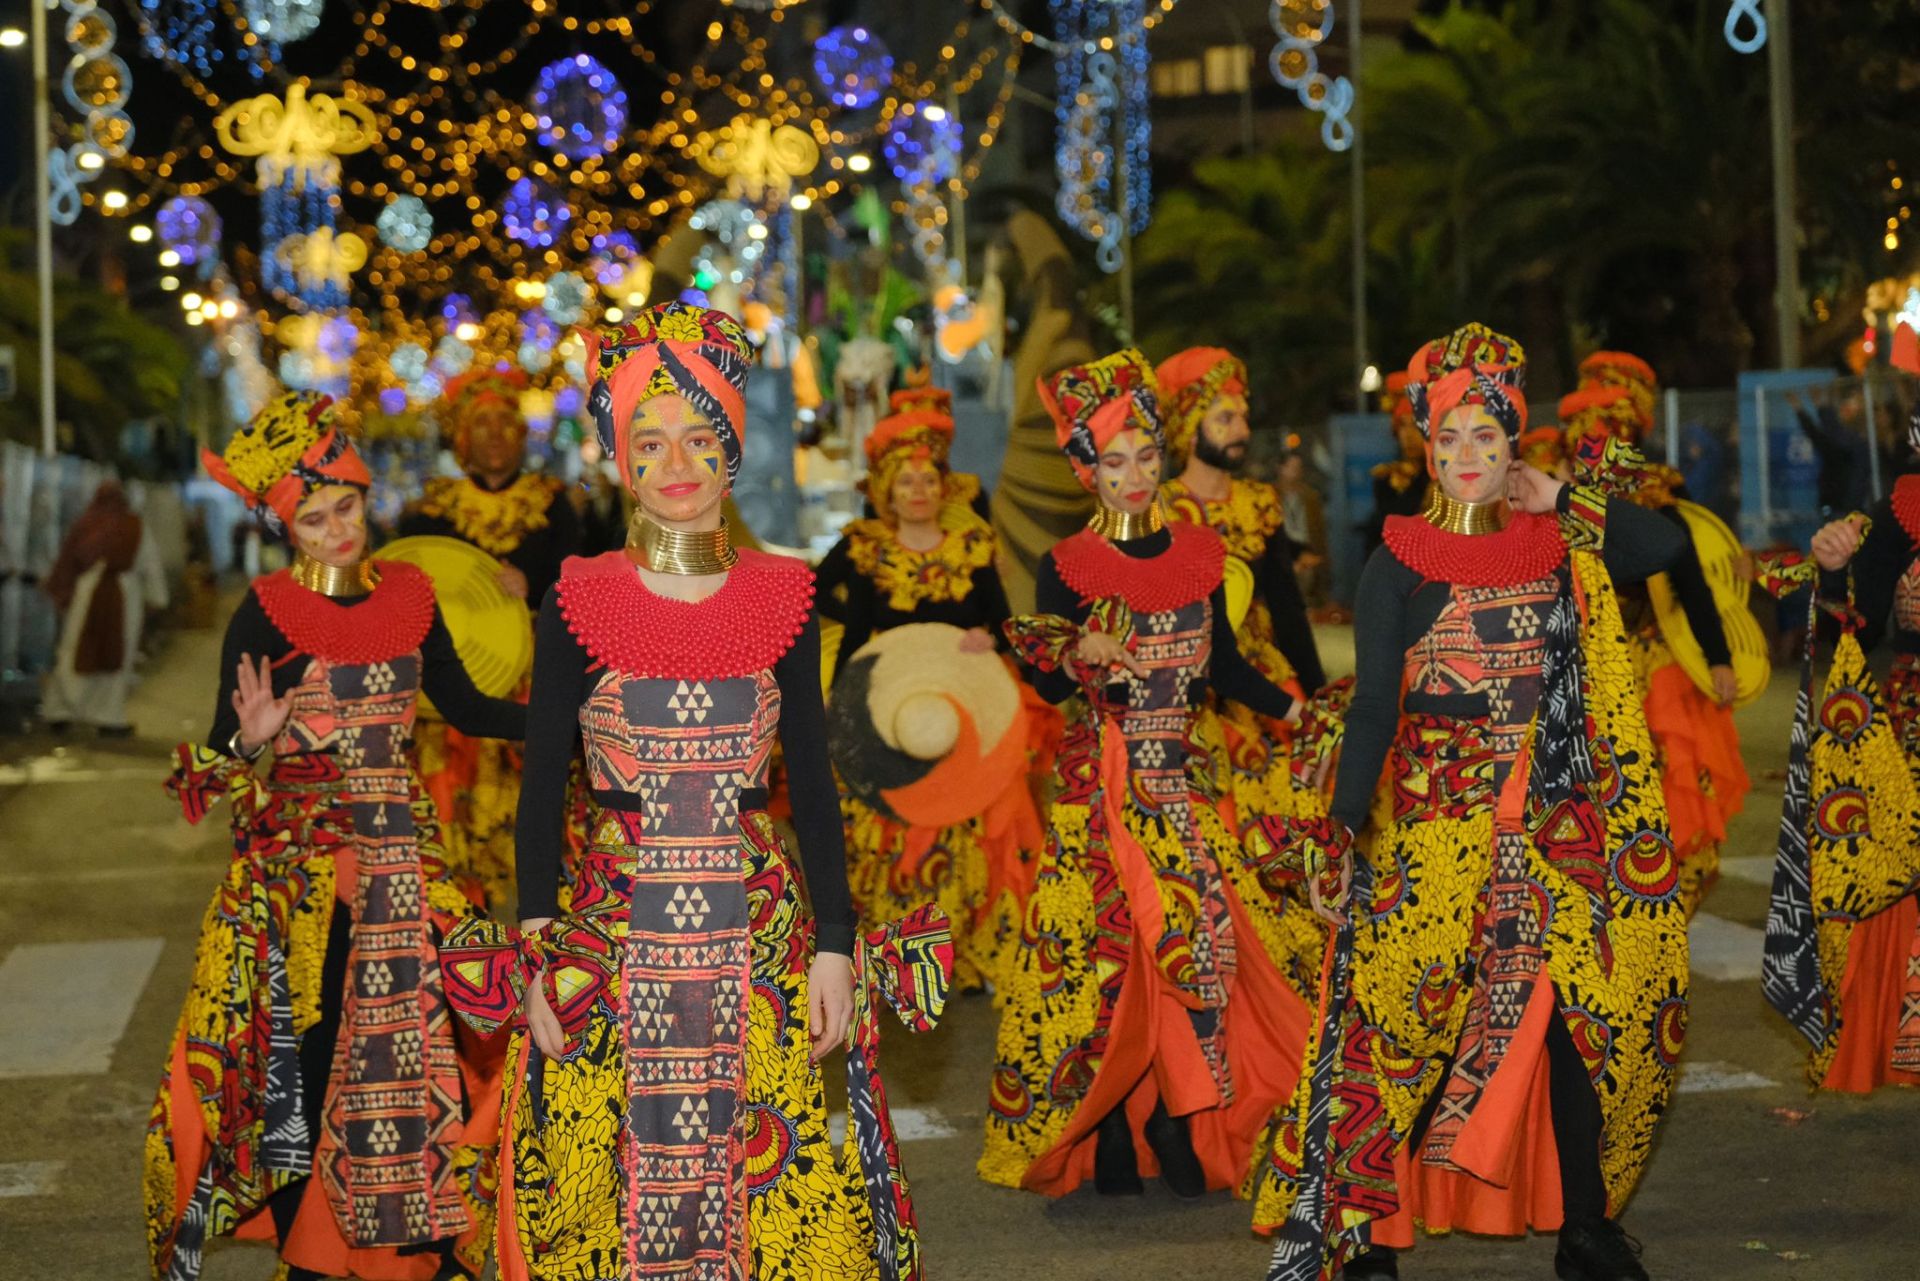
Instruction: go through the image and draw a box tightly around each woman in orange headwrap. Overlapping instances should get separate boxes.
[146,391,526,1281]
[1248,324,1689,1281]
[811,387,1048,993]
[1560,369,1748,918]
[979,349,1311,1203]
[490,301,945,1281]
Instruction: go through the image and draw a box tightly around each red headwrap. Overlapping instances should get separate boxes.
[203,390,371,534]
[1154,346,1247,467]
[1404,323,1528,475]
[1559,384,1644,447]
[1039,349,1163,491]
[1576,350,1657,437]
[441,366,530,463]
[864,394,957,522]
[580,302,754,484]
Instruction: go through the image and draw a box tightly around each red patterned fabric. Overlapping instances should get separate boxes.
[555,548,814,680]
[251,560,436,664]
[1381,512,1567,587]
[439,916,618,1045]
[1051,523,1226,613]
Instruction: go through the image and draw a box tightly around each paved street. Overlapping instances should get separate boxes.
[1,615,1913,1280]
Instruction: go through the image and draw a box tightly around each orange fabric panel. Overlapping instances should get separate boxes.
[1822,892,1920,1093]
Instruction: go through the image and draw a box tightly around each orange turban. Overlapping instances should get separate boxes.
[1559,384,1644,447]
[864,391,956,523]
[1576,350,1657,437]
[1404,323,1528,476]
[580,302,754,484]
[1153,346,1247,468]
[441,366,529,464]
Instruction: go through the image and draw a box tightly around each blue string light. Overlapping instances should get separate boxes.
[157,194,221,268]
[530,55,629,160]
[1053,0,1152,273]
[1723,0,1766,53]
[883,105,963,183]
[137,0,277,80]
[811,25,894,111]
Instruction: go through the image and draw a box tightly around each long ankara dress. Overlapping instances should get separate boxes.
[979,520,1312,1196]
[1765,472,1920,1093]
[146,560,526,1281]
[1248,487,1691,1280]
[501,547,932,1280]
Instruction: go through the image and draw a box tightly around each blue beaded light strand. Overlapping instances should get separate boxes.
[1268,0,1352,152]
[1052,0,1152,273]
[1723,0,1766,52]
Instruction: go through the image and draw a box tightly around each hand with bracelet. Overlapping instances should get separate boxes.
[229,654,291,759]
[1305,819,1355,926]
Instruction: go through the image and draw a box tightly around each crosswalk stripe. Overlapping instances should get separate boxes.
[1688,912,1766,982]
[1678,1060,1777,1093]
[0,939,166,1079]
[0,1162,63,1198]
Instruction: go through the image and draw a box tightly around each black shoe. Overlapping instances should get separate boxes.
[97,723,135,739]
[1341,1247,1399,1280]
[1093,1106,1143,1196]
[1142,1101,1207,1200]
[1555,1217,1648,1281]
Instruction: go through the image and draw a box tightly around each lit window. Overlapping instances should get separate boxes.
[1203,45,1251,94]
[1152,58,1203,98]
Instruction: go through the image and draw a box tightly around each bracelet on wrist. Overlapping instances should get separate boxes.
[228,729,266,763]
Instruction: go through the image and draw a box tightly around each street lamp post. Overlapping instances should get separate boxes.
[1767,0,1800,369]
[30,0,55,456]
[1349,0,1368,414]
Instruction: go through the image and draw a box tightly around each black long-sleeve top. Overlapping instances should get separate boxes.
[1022,527,1299,721]
[1622,503,1731,668]
[207,587,527,754]
[1819,495,1920,656]
[1253,528,1327,692]
[1331,491,1686,831]
[514,587,856,956]
[814,533,1013,682]
[396,473,582,611]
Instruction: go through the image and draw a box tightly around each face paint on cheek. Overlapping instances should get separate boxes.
[696,450,723,477]
[632,458,655,486]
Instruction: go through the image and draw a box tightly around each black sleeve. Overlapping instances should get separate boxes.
[829,564,877,684]
[1655,507,1732,667]
[514,589,589,920]
[772,612,856,957]
[813,535,855,623]
[394,506,444,539]
[420,606,528,741]
[1331,548,1415,831]
[970,561,1013,643]
[206,589,300,754]
[1822,499,1907,652]
[1589,493,1687,586]
[522,491,582,609]
[1022,551,1089,705]
[1207,585,1299,719]
[1256,536,1326,691]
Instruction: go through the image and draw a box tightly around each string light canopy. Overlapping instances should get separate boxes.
[529,53,628,159]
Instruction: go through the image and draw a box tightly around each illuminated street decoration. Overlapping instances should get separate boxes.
[812,24,893,110]
[1724,0,1766,53]
[377,194,433,253]
[1268,0,1352,152]
[217,84,378,307]
[530,54,628,160]
[692,115,819,202]
[1053,0,1152,273]
[500,176,572,247]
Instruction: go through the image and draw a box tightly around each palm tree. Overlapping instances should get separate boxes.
[0,230,192,459]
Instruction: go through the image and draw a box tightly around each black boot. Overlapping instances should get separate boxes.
[1341,1247,1399,1280]
[1142,1100,1207,1200]
[1555,1216,1648,1281]
[1093,1106,1143,1195]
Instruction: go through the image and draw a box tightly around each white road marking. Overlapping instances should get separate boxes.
[1678,1060,1778,1093]
[1688,912,1766,982]
[0,756,168,786]
[1719,856,1775,888]
[0,939,166,1078]
[0,1161,62,1198]
[826,1105,957,1145]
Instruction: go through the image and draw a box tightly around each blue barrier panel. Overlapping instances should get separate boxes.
[1326,410,1394,606]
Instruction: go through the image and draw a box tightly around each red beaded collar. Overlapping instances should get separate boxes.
[1051,522,1226,613]
[1382,511,1568,587]
[556,548,814,679]
[1892,474,1920,545]
[252,559,436,664]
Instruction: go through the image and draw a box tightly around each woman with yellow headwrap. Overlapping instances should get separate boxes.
[980,349,1311,1203]
[146,390,526,1281]
[812,388,1047,993]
